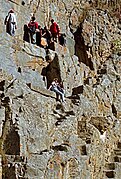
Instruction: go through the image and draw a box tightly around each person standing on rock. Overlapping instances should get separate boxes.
[23,24,30,43]
[36,25,43,47]
[28,16,38,44]
[48,78,65,103]
[58,33,66,46]
[50,19,60,42]
[5,9,17,36]
[42,26,52,48]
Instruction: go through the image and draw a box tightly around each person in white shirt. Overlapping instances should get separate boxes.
[48,78,65,102]
[5,9,17,36]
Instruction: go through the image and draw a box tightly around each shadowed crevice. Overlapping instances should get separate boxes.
[41,53,62,88]
[73,24,94,70]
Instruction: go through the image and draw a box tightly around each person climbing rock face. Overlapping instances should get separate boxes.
[48,78,65,103]
[4,9,17,36]
[28,16,38,44]
[50,19,60,42]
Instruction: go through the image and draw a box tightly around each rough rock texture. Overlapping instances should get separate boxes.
[0,0,121,179]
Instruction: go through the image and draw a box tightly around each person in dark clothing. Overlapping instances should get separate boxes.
[23,24,30,43]
[58,33,66,46]
[36,25,43,47]
[43,26,52,47]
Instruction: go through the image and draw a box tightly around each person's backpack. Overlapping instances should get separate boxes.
[41,37,47,47]
[29,24,36,33]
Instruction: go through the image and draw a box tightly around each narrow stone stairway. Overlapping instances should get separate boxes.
[104,163,115,178]
[104,142,121,179]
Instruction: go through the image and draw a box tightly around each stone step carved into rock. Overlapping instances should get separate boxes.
[105,163,115,170]
[104,170,115,178]
[114,156,121,163]
[80,145,87,155]
[114,149,121,156]
[117,142,121,149]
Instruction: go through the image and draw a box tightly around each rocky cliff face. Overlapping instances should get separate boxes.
[0,0,121,178]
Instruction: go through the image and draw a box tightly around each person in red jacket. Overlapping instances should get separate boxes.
[28,16,38,44]
[50,19,60,42]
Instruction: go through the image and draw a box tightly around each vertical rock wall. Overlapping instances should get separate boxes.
[0,0,121,178]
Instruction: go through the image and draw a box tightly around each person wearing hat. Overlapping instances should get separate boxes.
[5,9,17,36]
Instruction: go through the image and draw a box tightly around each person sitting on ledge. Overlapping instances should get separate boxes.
[48,78,65,103]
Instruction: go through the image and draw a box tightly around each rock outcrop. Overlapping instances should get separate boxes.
[0,0,121,178]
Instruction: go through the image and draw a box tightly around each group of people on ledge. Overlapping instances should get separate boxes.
[4,9,66,50]
[4,10,66,103]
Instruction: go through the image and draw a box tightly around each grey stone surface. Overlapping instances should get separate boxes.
[0,0,121,179]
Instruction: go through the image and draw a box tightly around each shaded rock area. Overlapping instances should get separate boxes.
[0,0,121,178]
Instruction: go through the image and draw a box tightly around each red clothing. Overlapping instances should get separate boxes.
[28,21,38,29]
[50,22,60,35]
